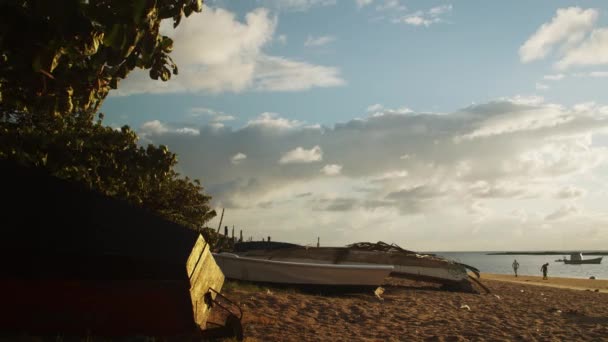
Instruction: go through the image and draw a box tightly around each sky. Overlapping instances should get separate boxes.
[101,0,608,251]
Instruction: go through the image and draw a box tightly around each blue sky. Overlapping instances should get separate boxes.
[101,1,608,250]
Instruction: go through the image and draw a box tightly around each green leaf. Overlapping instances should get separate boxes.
[133,0,148,24]
[103,24,123,48]
[83,31,105,56]
[160,37,173,53]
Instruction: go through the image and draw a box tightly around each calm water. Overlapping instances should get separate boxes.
[435,252,608,280]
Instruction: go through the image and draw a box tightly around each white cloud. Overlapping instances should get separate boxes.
[321,164,343,175]
[115,6,344,95]
[276,34,287,44]
[535,82,550,90]
[456,102,571,140]
[231,153,247,165]
[175,127,200,136]
[371,106,413,117]
[139,120,199,137]
[304,35,336,47]
[372,170,408,181]
[545,204,580,220]
[519,7,608,70]
[557,28,608,69]
[367,104,384,112]
[501,95,545,106]
[543,74,565,81]
[190,107,236,122]
[588,71,608,77]
[376,0,406,12]
[555,186,586,199]
[394,5,452,27]
[280,146,323,164]
[468,201,492,223]
[247,112,302,130]
[519,7,598,63]
[356,0,374,9]
[428,5,452,16]
[140,120,169,135]
[261,0,336,12]
[254,56,345,91]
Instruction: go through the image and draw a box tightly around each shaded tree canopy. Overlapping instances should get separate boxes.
[0,0,202,118]
[0,0,218,231]
[1,111,216,230]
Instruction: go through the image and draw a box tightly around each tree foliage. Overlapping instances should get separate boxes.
[0,0,202,118]
[0,112,216,230]
[0,0,217,231]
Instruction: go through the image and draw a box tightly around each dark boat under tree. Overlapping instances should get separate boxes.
[0,161,228,337]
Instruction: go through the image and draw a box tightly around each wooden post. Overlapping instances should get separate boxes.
[317,236,320,248]
[239,230,243,243]
[224,226,228,237]
[215,208,225,234]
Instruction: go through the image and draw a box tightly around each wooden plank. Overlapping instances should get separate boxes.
[187,234,225,329]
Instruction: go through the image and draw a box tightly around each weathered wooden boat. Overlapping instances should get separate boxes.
[0,161,227,337]
[233,241,481,291]
[214,252,393,286]
[561,253,603,265]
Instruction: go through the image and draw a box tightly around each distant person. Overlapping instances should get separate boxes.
[541,263,549,280]
[512,259,520,277]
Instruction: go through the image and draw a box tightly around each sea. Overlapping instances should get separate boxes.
[434,252,608,280]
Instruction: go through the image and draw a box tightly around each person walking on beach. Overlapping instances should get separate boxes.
[512,259,520,277]
[541,263,549,280]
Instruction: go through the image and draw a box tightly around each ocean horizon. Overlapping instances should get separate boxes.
[436,251,608,280]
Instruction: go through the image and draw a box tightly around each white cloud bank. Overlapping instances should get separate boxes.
[138,99,608,250]
[115,6,344,95]
[520,7,608,70]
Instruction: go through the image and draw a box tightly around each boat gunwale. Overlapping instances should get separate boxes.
[214,253,394,271]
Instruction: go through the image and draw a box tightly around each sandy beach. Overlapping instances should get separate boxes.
[482,273,608,293]
[215,275,608,341]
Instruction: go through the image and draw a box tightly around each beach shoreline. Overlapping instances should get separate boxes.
[480,273,608,293]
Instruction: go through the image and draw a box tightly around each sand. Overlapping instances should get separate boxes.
[214,276,608,341]
[482,273,608,293]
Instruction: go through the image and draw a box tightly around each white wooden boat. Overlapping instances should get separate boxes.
[233,241,480,291]
[213,253,393,286]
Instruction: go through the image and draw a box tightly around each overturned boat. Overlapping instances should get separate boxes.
[232,241,480,292]
[214,252,393,286]
[0,160,229,337]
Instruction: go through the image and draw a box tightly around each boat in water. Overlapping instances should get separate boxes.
[213,252,393,286]
[558,253,603,265]
[228,241,481,292]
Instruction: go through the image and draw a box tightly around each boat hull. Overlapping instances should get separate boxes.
[213,253,393,286]
[239,247,470,284]
[564,257,603,264]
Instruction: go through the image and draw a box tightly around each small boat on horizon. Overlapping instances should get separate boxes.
[556,252,603,265]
